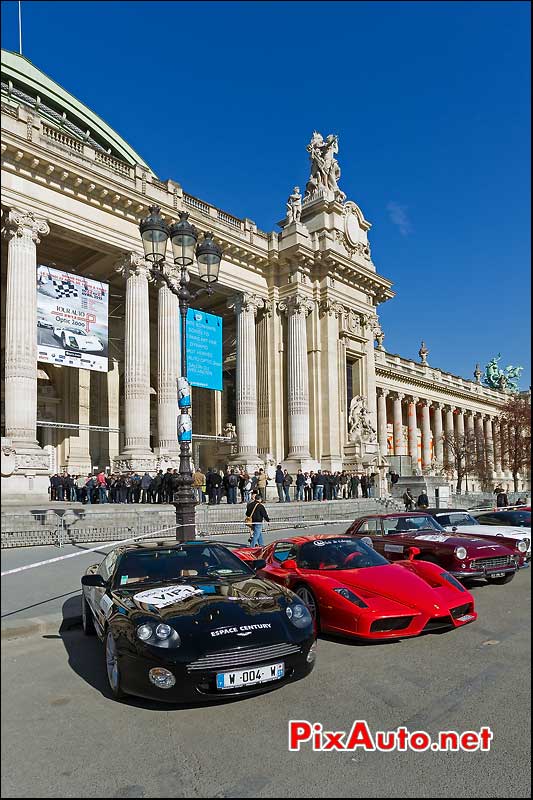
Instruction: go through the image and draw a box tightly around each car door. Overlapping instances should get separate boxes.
[88,550,119,633]
[261,541,299,588]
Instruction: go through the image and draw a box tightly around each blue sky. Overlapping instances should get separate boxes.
[2,1,530,386]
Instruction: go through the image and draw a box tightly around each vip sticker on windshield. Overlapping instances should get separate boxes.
[99,595,114,618]
[133,585,203,609]
[414,534,451,542]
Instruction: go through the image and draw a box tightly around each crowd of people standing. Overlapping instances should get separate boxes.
[49,469,181,504]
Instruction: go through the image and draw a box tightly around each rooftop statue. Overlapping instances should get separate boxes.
[483,354,523,393]
[286,186,302,224]
[304,131,346,203]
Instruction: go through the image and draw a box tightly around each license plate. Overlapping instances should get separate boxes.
[457,614,475,622]
[216,662,285,690]
[489,572,506,578]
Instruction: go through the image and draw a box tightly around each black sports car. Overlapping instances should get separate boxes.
[81,539,316,703]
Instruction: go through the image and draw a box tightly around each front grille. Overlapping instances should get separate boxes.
[470,556,512,570]
[451,603,472,620]
[370,616,413,633]
[187,642,301,672]
[422,617,453,631]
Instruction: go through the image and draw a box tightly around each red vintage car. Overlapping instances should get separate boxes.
[231,534,477,641]
[346,512,527,584]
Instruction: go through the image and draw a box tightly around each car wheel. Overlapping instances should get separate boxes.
[81,593,96,636]
[486,573,515,585]
[105,630,126,700]
[295,585,320,634]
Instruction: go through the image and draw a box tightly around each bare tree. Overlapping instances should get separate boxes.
[442,430,479,494]
[499,393,531,492]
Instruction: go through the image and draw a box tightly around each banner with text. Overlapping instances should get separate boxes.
[183,308,223,390]
[37,265,109,372]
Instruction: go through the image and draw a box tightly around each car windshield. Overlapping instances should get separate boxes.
[113,544,253,587]
[436,513,478,527]
[384,515,445,533]
[298,537,388,571]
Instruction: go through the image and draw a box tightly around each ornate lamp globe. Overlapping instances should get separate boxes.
[196,232,222,283]
[169,211,198,267]
[139,205,169,264]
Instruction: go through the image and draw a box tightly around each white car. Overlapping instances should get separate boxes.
[428,508,531,559]
[53,328,103,352]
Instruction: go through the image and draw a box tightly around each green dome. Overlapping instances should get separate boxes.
[1,49,155,174]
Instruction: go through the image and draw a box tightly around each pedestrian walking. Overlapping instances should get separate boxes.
[245,491,270,547]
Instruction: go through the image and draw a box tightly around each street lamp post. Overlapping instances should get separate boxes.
[139,205,222,541]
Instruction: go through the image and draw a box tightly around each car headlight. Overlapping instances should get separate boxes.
[333,587,368,608]
[440,572,466,592]
[454,546,468,561]
[286,603,312,629]
[136,622,181,648]
[517,540,527,553]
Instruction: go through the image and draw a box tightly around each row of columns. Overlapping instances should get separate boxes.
[376,389,510,476]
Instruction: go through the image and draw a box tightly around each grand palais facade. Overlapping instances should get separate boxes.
[0,50,522,501]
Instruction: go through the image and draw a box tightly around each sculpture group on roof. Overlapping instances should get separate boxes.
[483,354,523,393]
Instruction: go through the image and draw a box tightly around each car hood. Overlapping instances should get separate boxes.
[322,564,454,612]
[409,532,514,553]
[109,576,302,649]
[444,524,528,539]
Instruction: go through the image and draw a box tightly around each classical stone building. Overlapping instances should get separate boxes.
[1,50,525,501]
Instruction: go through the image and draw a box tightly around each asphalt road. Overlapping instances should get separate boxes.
[1,541,530,798]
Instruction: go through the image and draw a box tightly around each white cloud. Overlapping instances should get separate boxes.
[387,201,412,237]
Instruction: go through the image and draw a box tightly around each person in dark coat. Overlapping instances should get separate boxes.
[245,491,270,547]
[141,472,152,504]
[275,465,285,502]
[350,473,360,499]
[360,474,368,498]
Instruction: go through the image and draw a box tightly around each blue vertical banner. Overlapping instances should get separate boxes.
[183,308,223,391]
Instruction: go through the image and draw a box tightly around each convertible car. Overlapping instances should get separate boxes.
[346,512,527,584]
[81,539,315,703]
[232,534,477,640]
[425,508,531,559]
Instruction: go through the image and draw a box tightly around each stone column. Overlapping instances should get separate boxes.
[377,388,389,457]
[484,416,495,476]
[421,399,432,471]
[157,277,179,457]
[228,293,264,469]
[500,422,508,473]
[3,210,50,450]
[407,396,419,468]
[392,393,405,455]
[279,294,316,468]
[114,253,154,470]
[493,420,502,475]
[475,414,485,464]
[433,402,444,469]
[444,405,455,468]
[456,408,465,440]
[256,301,273,459]
[65,368,92,474]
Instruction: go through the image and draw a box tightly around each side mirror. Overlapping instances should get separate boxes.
[361,536,374,549]
[281,559,298,571]
[251,559,267,571]
[408,546,421,561]
[81,573,106,587]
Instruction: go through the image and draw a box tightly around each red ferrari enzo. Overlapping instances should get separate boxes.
[233,534,477,640]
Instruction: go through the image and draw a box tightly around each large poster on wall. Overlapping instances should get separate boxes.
[183,308,223,390]
[36,265,109,372]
